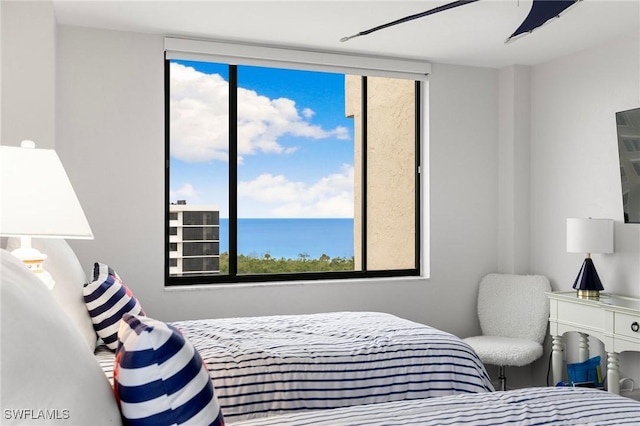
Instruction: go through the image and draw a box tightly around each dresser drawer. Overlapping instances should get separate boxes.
[614,312,640,341]
[557,300,605,331]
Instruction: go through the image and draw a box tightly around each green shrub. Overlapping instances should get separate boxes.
[219,252,355,274]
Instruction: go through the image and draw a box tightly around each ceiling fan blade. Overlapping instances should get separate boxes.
[341,0,480,42]
[505,0,581,43]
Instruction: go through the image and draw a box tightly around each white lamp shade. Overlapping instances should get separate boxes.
[0,143,93,239]
[566,218,614,254]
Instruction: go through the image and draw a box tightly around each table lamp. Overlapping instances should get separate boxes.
[0,141,93,289]
[566,218,614,299]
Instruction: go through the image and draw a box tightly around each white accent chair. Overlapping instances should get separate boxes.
[463,273,552,391]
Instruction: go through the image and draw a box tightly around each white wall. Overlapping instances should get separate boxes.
[530,32,640,385]
[54,25,500,341]
[0,0,56,149]
[498,65,532,274]
[531,32,640,298]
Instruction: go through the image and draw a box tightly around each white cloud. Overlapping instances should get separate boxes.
[237,164,354,218]
[170,62,349,163]
[170,65,230,163]
[332,126,350,140]
[170,183,198,201]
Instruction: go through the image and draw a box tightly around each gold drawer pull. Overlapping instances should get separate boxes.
[632,322,640,333]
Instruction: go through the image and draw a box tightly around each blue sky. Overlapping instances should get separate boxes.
[169,60,355,218]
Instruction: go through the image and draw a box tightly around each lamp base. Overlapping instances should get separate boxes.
[572,257,604,300]
[576,289,600,300]
[10,239,55,290]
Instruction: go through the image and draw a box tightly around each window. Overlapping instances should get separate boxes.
[183,242,218,256]
[165,39,426,285]
[183,227,217,241]
[624,137,640,153]
[184,211,218,225]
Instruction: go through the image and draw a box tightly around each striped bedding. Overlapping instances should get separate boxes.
[228,387,640,425]
[95,311,494,422]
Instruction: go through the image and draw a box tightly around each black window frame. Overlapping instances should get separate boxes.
[164,58,421,286]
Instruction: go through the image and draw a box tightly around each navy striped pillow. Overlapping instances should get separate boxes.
[114,314,225,426]
[83,263,145,350]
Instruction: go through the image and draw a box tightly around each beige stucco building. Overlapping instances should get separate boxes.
[345,76,417,271]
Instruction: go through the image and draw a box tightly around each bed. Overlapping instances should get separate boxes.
[96,310,495,422]
[228,386,640,425]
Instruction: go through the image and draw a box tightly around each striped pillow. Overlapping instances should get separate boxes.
[84,263,145,350]
[114,314,225,426]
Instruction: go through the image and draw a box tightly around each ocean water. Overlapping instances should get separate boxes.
[219,218,354,259]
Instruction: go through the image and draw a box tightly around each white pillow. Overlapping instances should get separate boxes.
[0,249,121,425]
[6,237,97,350]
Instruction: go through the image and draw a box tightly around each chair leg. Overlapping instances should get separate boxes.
[498,366,506,391]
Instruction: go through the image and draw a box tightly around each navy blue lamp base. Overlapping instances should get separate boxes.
[572,258,604,299]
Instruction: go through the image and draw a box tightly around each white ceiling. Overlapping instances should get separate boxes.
[52,0,639,68]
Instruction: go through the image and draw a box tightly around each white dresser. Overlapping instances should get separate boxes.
[546,291,640,394]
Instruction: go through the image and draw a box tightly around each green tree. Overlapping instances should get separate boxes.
[218,252,354,274]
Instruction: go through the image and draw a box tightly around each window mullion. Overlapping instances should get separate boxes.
[361,76,368,273]
[164,58,171,281]
[229,65,238,277]
[414,80,421,272]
